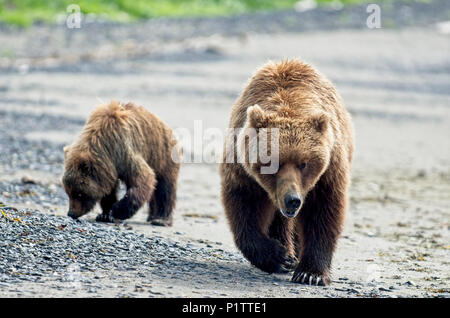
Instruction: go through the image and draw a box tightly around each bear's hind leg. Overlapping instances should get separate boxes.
[112,157,156,220]
[147,173,177,226]
[96,182,119,223]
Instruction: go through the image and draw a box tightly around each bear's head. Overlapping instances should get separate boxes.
[62,146,106,219]
[238,104,334,218]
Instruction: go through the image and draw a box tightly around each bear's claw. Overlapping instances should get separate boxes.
[95,213,115,223]
[291,271,328,286]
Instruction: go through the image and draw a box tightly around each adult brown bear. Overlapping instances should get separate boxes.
[63,101,180,226]
[219,60,354,285]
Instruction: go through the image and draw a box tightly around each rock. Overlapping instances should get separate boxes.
[378,287,391,292]
[416,170,426,178]
[367,182,380,192]
[21,176,38,185]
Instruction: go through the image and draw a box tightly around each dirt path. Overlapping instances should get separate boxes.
[0,21,449,297]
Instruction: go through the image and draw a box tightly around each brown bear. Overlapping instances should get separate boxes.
[219,60,354,285]
[62,101,180,226]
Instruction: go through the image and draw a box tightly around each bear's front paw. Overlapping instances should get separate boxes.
[277,255,298,273]
[95,213,115,223]
[247,239,293,274]
[112,200,134,220]
[291,270,331,286]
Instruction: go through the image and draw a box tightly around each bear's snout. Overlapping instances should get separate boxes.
[285,193,301,211]
[282,193,302,218]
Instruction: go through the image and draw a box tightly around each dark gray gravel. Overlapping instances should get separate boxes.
[0,206,244,286]
[0,110,83,174]
[0,137,63,175]
[0,180,66,207]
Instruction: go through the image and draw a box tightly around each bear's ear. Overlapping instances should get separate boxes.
[247,104,266,128]
[310,112,329,133]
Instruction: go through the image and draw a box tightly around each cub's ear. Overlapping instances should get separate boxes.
[75,152,94,176]
[79,159,93,176]
[310,112,330,133]
[247,104,265,128]
[63,146,71,158]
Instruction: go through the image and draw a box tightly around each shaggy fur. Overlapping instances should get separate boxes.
[219,60,354,285]
[63,101,180,225]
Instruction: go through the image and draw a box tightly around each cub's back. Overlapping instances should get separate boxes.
[86,101,175,173]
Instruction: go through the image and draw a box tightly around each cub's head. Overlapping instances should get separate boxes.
[239,104,334,218]
[62,146,104,219]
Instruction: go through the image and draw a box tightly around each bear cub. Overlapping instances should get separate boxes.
[63,101,180,226]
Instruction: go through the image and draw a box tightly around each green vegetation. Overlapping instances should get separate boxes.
[0,0,421,27]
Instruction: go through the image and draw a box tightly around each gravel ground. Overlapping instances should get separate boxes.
[0,0,449,298]
[0,206,245,297]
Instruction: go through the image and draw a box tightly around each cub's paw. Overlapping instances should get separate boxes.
[291,270,330,286]
[95,213,115,223]
[147,216,173,227]
[111,200,133,220]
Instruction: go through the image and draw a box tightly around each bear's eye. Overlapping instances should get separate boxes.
[74,192,83,199]
[298,163,307,170]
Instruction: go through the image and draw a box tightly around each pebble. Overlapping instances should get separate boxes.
[347,288,360,294]
[378,287,391,292]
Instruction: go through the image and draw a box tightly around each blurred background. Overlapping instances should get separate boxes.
[0,0,448,297]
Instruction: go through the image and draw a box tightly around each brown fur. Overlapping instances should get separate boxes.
[63,101,180,225]
[219,60,354,285]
